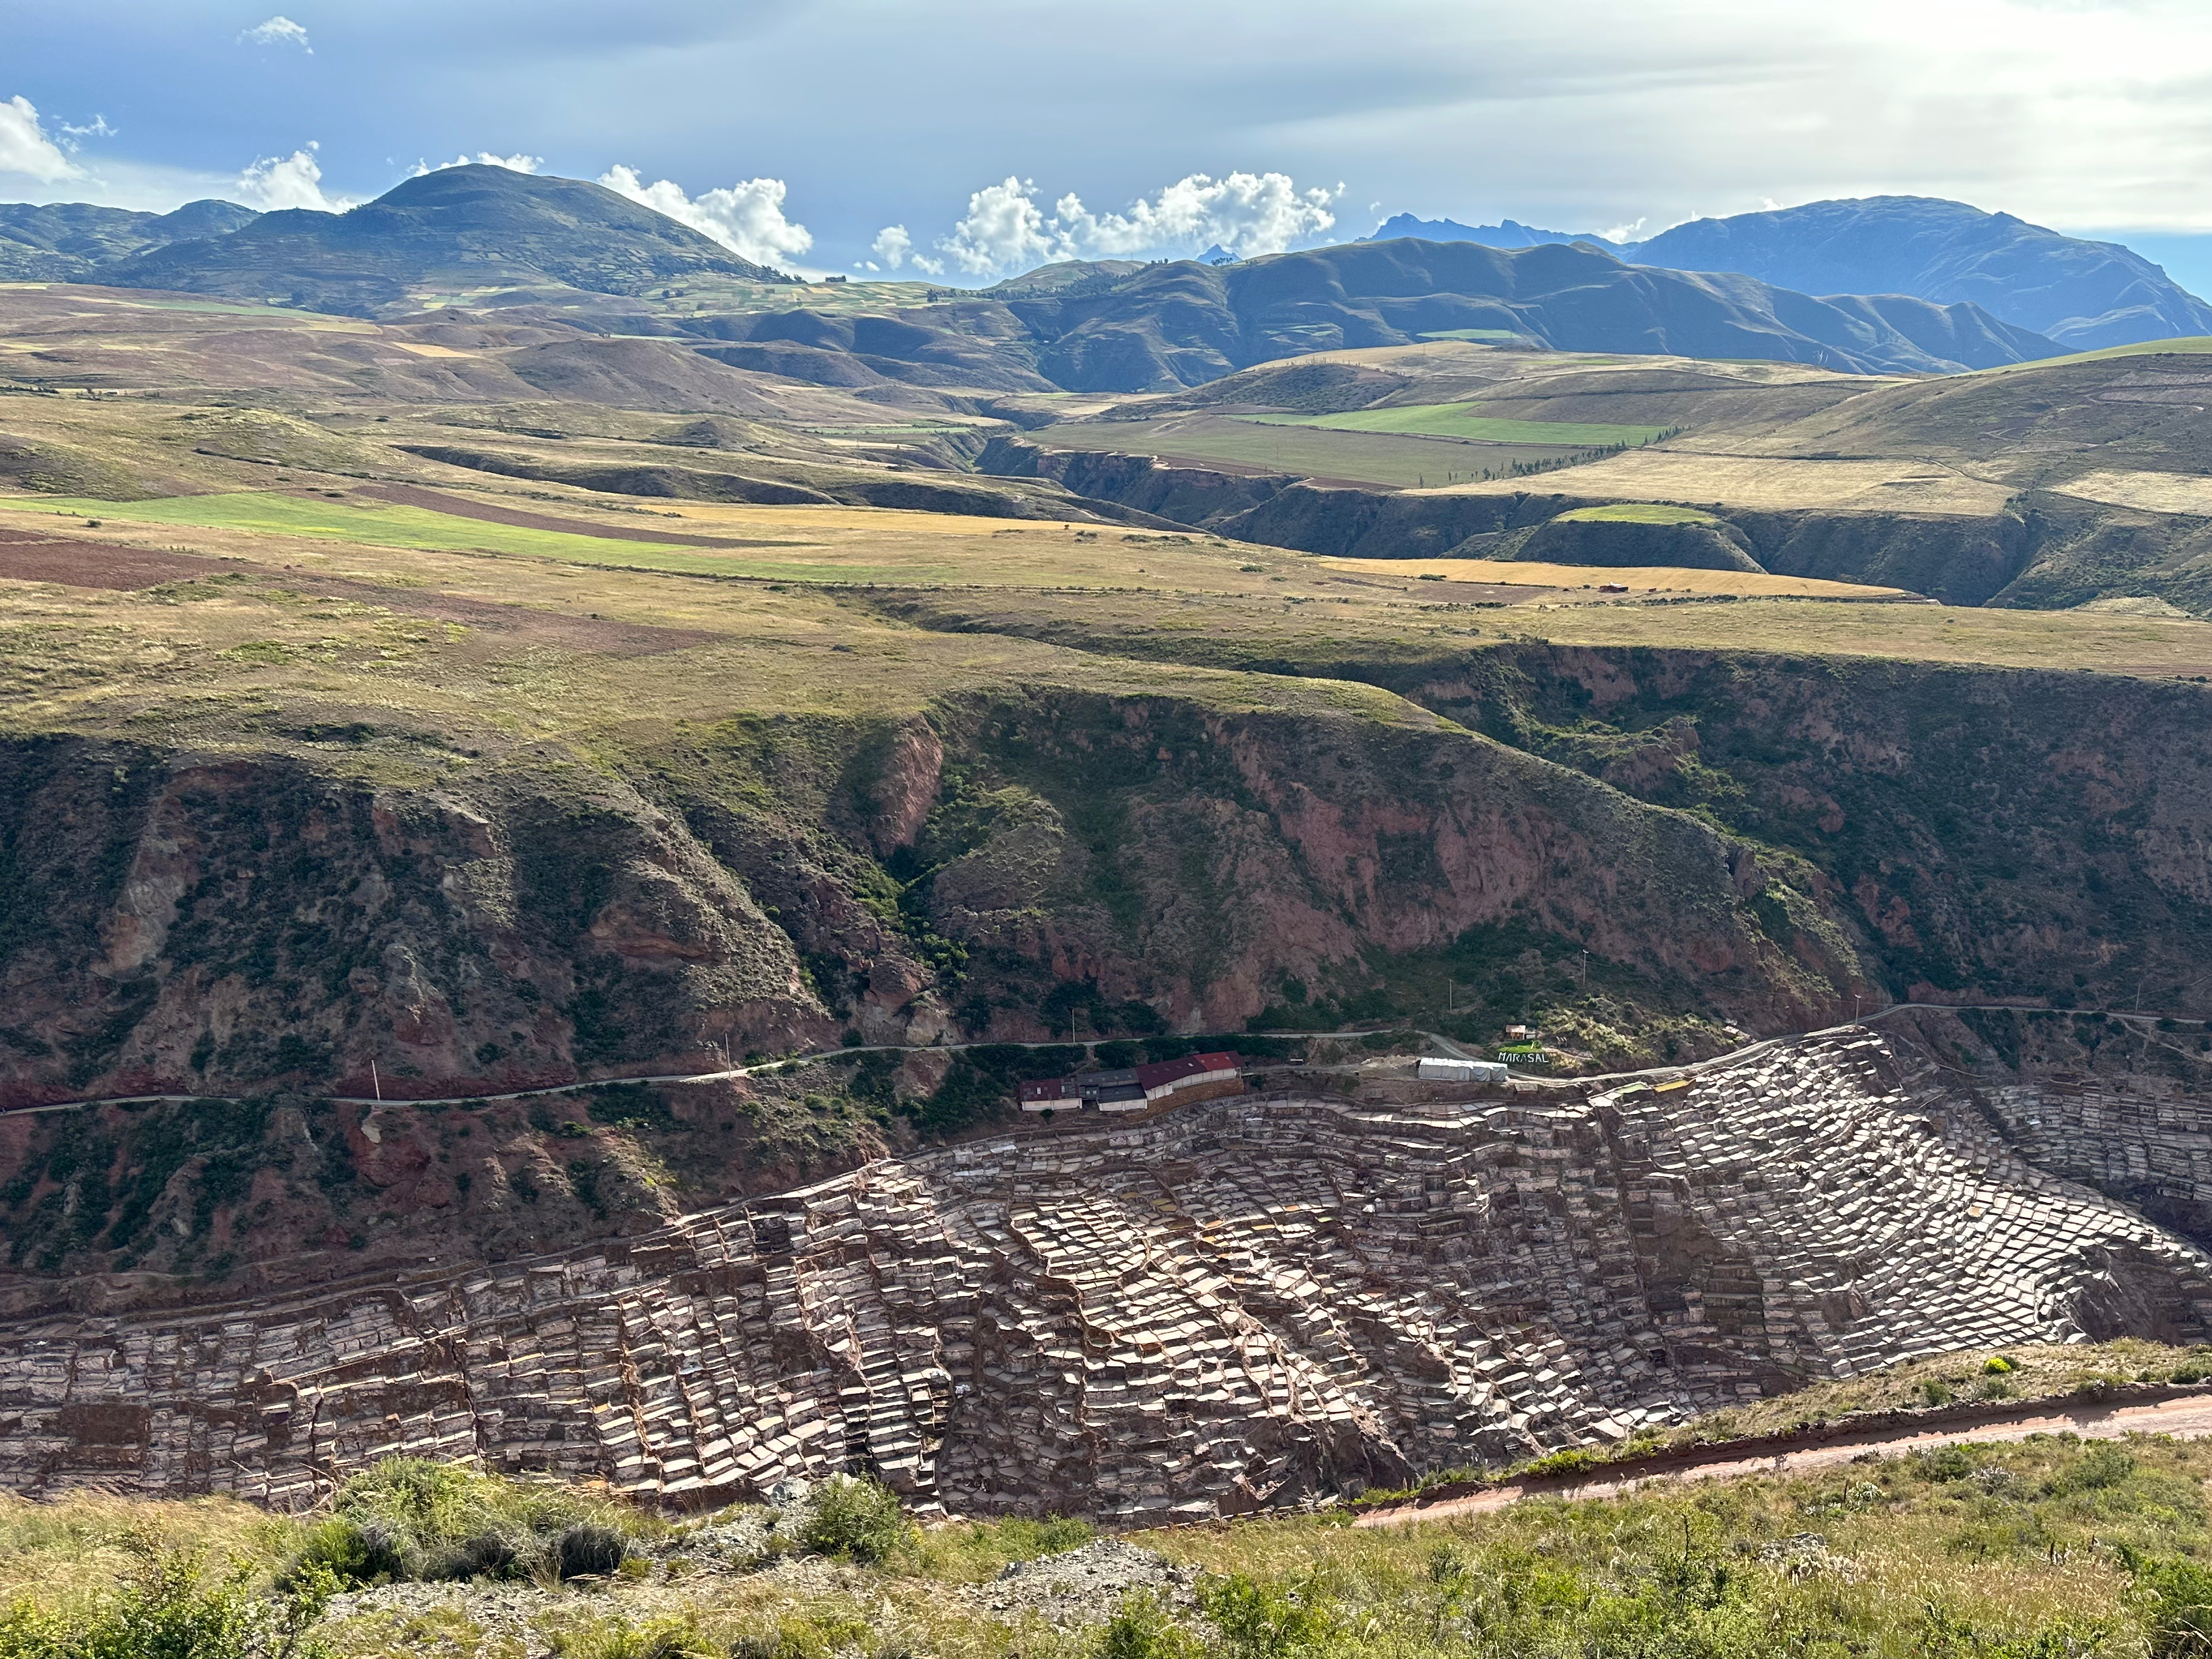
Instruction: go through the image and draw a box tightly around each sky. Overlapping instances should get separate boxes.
[5,0,2212,293]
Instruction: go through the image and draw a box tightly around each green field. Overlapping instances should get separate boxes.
[1417,327,1520,342]
[5,492,811,571]
[1555,502,1723,525]
[1241,405,1674,446]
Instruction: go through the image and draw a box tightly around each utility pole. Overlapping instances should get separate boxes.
[370,1058,381,1103]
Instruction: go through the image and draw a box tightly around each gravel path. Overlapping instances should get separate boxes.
[1355,1390,2212,1527]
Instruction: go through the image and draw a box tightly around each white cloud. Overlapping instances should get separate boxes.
[236,143,339,211]
[1053,171,1339,260]
[597,164,811,270]
[241,16,313,51]
[937,177,1066,276]
[927,171,1341,278]
[0,96,83,183]
[870,224,942,277]
[58,115,117,143]
[416,152,544,176]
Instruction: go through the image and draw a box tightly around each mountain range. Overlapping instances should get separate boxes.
[688,237,2060,394]
[8,168,2211,390]
[0,197,260,282]
[1372,196,2212,350]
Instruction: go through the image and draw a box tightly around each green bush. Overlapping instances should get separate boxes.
[556,1524,629,1581]
[797,1476,912,1565]
[1093,1592,1201,1659]
[1916,1443,1983,1482]
[2043,1443,2135,1495]
[424,1529,520,1583]
[280,1517,411,1591]
[1521,1448,1600,1480]
[547,1615,712,1659]
[1984,1355,2015,1375]
[1197,1574,1337,1659]
[281,1458,645,1590]
[2127,1551,2212,1659]
[0,1550,329,1659]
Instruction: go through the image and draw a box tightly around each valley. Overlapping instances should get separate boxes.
[7,155,2212,1659]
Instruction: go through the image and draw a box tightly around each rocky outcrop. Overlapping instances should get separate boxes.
[913,694,1870,1038]
[3,1028,2204,1517]
[1394,649,2212,1018]
[1516,514,1765,572]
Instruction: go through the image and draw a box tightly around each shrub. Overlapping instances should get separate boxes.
[1093,1592,1201,1659]
[798,1476,911,1565]
[547,1615,713,1659]
[1919,1379,1957,1407]
[281,1516,412,1590]
[1984,1355,2015,1375]
[1197,1574,1337,1659]
[2043,1443,2135,1495]
[1916,1443,1982,1482]
[1521,1448,1599,1480]
[0,1549,330,1659]
[424,1528,521,1583]
[556,1523,629,1581]
[2126,1551,2212,1659]
[286,1458,645,1590]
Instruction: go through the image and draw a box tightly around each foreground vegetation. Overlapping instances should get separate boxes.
[12,1360,2212,1659]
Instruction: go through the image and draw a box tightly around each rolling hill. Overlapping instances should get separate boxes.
[0,197,259,281]
[102,164,796,315]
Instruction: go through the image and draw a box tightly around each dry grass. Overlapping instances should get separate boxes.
[0,1490,295,1602]
[0,498,1438,767]
[1315,554,1903,598]
[1422,449,2016,515]
[2052,469,2212,517]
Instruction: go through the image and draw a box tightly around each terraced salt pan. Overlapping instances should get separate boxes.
[0,1031,2204,1520]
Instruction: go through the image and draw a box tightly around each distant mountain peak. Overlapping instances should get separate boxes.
[1363,213,1597,250]
[96,166,797,317]
[1628,196,2212,350]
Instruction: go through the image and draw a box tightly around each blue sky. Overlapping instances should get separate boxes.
[6,0,2212,293]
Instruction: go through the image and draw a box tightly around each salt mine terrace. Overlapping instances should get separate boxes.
[6,1019,2207,1518]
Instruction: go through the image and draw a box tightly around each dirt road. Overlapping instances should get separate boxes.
[1354,1391,2212,1527]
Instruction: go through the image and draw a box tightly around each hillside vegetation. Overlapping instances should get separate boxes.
[10,1368,2212,1658]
